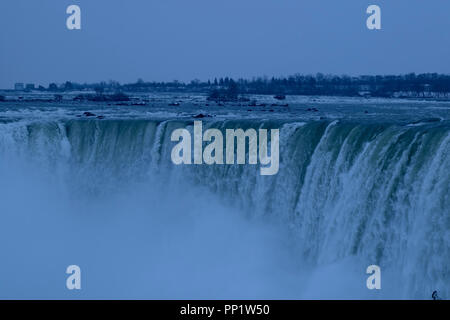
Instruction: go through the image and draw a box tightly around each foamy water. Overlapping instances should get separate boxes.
[0,99,448,299]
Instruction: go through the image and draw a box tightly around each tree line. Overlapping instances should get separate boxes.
[21,73,450,99]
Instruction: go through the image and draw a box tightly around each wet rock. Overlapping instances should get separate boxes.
[193,113,212,119]
[411,118,442,124]
[432,290,442,300]
[110,93,130,102]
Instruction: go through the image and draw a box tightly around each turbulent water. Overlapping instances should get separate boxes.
[0,97,449,299]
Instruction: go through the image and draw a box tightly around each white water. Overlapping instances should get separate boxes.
[0,114,448,299]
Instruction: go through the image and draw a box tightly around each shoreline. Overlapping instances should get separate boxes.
[1,91,450,104]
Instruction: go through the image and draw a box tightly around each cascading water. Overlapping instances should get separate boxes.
[0,103,448,299]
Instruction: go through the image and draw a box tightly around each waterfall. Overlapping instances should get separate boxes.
[0,117,448,299]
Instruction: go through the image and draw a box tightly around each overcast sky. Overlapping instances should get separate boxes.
[0,0,449,88]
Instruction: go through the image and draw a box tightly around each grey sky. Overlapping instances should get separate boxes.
[0,0,449,88]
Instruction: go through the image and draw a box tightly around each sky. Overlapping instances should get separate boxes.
[0,0,449,88]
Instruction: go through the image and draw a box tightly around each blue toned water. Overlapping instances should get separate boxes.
[0,96,449,299]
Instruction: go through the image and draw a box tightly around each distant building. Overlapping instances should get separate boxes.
[14,83,24,91]
[25,83,35,90]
